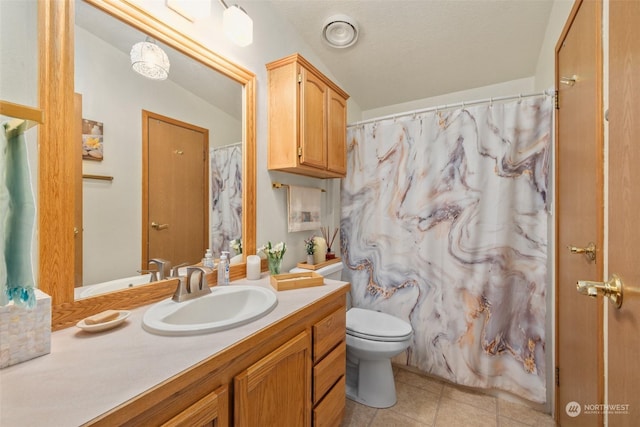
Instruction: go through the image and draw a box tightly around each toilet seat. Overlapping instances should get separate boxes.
[346,308,413,342]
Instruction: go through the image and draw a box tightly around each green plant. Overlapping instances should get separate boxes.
[304,235,316,255]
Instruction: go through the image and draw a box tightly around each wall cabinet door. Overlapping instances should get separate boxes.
[234,331,312,427]
[300,67,327,170]
[326,88,347,175]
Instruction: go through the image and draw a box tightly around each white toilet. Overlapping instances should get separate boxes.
[291,261,413,409]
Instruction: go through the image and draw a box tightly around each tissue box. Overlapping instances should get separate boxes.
[0,289,51,369]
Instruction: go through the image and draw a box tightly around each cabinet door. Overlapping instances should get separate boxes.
[326,88,347,175]
[300,67,327,170]
[161,384,229,427]
[234,331,312,427]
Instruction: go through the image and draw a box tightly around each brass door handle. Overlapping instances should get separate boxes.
[567,242,596,261]
[577,274,623,308]
[151,222,169,231]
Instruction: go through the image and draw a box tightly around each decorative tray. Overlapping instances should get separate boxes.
[270,271,324,291]
[296,257,341,270]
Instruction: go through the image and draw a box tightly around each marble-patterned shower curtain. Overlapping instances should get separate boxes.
[210,143,242,256]
[342,96,552,402]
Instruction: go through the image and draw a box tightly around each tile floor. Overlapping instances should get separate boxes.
[341,366,557,427]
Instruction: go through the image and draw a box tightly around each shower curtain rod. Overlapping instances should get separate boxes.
[214,141,242,149]
[349,88,555,127]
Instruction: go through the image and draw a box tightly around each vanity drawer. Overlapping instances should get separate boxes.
[313,308,346,361]
[313,375,346,427]
[313,340,346,403]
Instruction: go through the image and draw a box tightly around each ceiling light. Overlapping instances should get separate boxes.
[322,14,359,48]
[222,3,253,47]
[130,38,170,81]
[167,0,211,22]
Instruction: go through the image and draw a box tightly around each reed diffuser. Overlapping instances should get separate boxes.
[321,227,339,260]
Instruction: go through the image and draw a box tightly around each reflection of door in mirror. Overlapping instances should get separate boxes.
[144,111,207,267]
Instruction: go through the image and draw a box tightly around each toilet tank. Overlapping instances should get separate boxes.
[290,261,344,280]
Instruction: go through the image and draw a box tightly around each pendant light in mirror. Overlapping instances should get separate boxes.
[130,38,170,80]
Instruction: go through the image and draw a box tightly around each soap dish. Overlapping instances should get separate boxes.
[76,310,131,333]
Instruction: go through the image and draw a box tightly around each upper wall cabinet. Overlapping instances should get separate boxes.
[267,54,349,179]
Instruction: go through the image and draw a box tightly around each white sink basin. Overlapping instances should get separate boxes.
[142,285,278,336]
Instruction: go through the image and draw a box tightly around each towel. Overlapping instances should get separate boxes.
[287,185,321,232]
[1,120,36,308]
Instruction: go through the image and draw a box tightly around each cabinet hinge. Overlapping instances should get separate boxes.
[555,367,560,387]
[554,90,559,110]
[297,73,302,84]
[297,146,302,156]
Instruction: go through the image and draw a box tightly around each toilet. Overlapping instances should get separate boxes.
[291,261,413,409]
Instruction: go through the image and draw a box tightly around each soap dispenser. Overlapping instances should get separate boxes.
[203,249,215,268]
[218,251,230,285]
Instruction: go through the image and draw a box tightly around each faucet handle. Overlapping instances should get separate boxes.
[186,266,211,292]
[137,269,158,282]
[148,258,171,280]
[170,262,189,278]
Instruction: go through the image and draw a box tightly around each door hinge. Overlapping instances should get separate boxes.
[297,146,302,156]
[555,367,560,387]
[297,73,302,84]
[554,90,559,110]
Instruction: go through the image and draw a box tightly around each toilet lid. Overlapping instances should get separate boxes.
[346,308,413,342]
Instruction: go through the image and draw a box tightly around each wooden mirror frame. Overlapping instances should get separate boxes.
[40,0,256,330]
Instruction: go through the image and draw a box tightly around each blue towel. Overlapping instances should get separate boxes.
[1,120,36,308]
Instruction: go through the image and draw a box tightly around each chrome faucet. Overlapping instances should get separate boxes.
[148,258,171,280]
[172,266,212,302]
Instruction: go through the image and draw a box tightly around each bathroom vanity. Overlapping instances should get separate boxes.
[0,277,349,426]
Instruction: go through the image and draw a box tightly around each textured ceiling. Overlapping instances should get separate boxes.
[260,0,554,111]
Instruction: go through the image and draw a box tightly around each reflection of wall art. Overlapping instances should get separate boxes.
[82,119,104,161]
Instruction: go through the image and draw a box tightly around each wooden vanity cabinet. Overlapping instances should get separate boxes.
[234,331,312,427]
[266,53,349,179]
[312,308,347,427]
[85,289,348,427]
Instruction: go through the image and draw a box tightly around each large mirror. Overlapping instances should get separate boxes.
[42,0,256,327]
[74,1,243,297]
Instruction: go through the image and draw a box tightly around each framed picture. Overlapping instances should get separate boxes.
[82,119,104,161]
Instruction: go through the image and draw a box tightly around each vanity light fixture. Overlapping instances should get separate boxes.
[167,0,212,22]
[130,38,170,81]
[322,14,359,48]
[220,0,253,47]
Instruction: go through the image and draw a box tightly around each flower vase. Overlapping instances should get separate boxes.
[306,254,315,265]
[268,256,282,275]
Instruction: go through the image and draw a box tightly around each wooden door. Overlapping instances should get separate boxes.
[326,88,347,175]
[555,0,603,425]
[234,331,311,427]
[300,67,327,170]
[607,0,640,424]
[143,111,208,269]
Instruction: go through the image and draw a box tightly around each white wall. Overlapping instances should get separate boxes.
[0,0,39,284]
[76,26,242,284]
[534,0,575,90]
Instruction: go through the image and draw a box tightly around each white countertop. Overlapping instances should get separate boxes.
[0,275,349,426]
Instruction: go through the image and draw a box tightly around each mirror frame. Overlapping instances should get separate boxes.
[41,0,257,330]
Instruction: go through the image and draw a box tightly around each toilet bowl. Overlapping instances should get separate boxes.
[290,261,412,408]
[345,307,412,408]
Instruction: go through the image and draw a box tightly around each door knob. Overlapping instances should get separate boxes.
[576,274,623,308]
[151,222,169,231]
[567,242,596,261]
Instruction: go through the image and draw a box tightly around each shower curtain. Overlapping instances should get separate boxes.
[210,143,242,256]
[341,96,552,402]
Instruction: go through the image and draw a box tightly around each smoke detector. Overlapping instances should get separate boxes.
[322,14,359,48]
